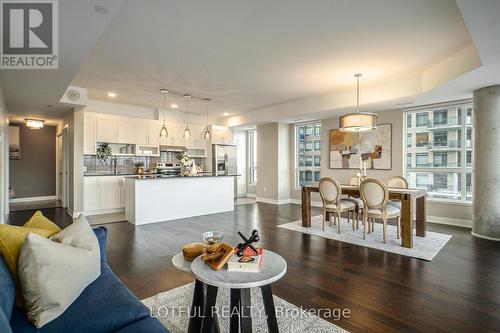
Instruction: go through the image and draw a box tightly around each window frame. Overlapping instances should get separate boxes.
[295,121,321,188]
[247,129,257,185]
[404,100,473,204]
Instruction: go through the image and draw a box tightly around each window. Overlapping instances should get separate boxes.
[415,133,428,147]
[433,152,447,167]
[416,173,428,188]
[416,112,428,127]
[433,110,447,125]
[404,102,473,202]
[466,151,472,167]
[247,130,257,185]
[407,114,412,128]
[416,153,428,167]
[407,134,412,147]
[433,131,448,147]
[296,122,321,187]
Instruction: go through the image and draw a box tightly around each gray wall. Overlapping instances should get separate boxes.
[289,109,472,224]
[9,124,56,198]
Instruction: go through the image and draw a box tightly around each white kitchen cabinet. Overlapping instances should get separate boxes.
[96,118,117,143]
[136,121,160,145]
[84,176,125,213]
[148,122,160,145]
[84,113,96,154]
[84,177,100,211]
[98,176,122,209]
[211,125,234,145]
[117,119,136,144]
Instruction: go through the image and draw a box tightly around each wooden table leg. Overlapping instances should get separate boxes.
[416,196,426,237]
[229,289,240,333]
[301,187,311,228]
[201,285,219,333]
[240,288,252,332]
[260,285,279,333]
[188,279,205,333]
[400,194,413,248]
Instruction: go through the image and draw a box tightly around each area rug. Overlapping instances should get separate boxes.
[278,215,451,261]
[142,283,348,333]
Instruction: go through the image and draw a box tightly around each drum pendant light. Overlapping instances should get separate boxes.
[339,74,377,132]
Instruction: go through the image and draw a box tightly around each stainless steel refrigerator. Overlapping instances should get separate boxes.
[212,144,238,198]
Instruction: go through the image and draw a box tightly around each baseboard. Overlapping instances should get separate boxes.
[471,232,500,241]
[83,208,125,216]
[256,197,291,205]
[426,215,472,228]
[10,195,57,203]
[290,198,323,207]
[67,207,75,218]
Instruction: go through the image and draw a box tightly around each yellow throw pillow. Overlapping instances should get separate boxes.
[23,211,60,233]
[0,211,61,306]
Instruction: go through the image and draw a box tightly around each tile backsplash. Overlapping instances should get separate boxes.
[84,153,207,175]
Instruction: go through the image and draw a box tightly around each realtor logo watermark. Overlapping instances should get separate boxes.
[1,0,58,69]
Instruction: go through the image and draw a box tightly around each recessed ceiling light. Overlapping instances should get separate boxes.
[223,112,230,116]
[107,92,117,98]
[171,103,178,109]
[94,5,110,15]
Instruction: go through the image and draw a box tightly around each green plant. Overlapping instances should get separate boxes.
[96,143,112,164]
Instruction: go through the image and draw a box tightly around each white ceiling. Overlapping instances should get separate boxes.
[0,0,123,122]
[71,0,474,119]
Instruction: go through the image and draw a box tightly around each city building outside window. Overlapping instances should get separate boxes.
[404,101,473,202]
[296,122,321,186]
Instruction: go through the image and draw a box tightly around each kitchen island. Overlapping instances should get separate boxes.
[124,175,235,225]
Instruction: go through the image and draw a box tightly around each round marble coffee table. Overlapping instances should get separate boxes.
[189,250,287,333]
[171,252,192,272]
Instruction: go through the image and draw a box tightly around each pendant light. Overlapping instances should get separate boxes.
[183,94,192,138]
[339,73,377,132]
[203,98,211,140]
[159,89,169,138]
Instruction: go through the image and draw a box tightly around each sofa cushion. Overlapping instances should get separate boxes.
[10,263,156,333]
[0,256,14,333]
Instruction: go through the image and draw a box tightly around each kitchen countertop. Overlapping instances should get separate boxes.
[84,173,240,178]
[125,174,240,180]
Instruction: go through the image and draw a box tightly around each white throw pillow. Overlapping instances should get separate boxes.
[18,215,101,328]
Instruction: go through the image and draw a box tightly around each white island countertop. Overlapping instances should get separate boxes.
[124,174,235,225]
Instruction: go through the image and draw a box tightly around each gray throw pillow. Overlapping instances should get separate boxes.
[18,215,100,328]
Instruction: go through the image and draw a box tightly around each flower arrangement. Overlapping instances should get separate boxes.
[96,143,112,165]
[177,152,193,176]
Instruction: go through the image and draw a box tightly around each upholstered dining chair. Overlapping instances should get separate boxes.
[344,176,364,230]
[318,177,356,233]
[387,176,409,209]
[359,178,401,243]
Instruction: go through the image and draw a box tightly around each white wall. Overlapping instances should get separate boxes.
[256,123,290,203]
[0,87,8,223]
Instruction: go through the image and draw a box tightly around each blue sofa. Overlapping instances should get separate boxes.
[0,227,169,333]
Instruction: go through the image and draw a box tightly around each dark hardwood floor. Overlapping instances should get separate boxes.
[8,203,500,333]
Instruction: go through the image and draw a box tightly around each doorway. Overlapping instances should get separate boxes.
[57,127,69,208]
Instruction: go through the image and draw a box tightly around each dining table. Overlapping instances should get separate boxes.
[301,184,427,248]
